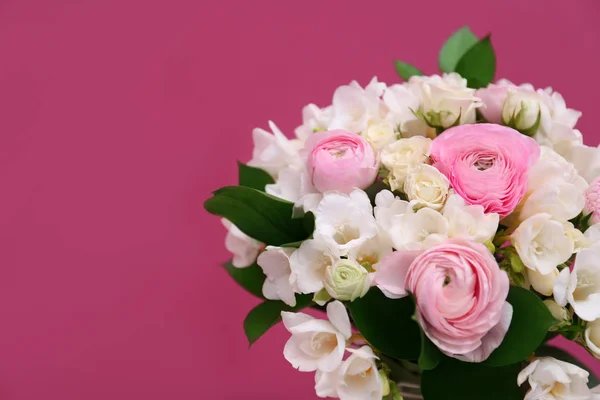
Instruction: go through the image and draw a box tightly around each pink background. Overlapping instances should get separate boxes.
[0,0,599,399]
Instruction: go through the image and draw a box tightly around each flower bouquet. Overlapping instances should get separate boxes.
[205,27,600,400]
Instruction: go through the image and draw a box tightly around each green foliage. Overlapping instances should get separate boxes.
[244,295,313,346]
[348,288,421,360]
[484,286,554,366]
[223,260,265,299]
[418,330,443,371]
[204,186,312,245]
[454,35,496,89]
[394,60,423,81]
[439,26,478,73]
[237,162,274,191]
[422,358,523,400]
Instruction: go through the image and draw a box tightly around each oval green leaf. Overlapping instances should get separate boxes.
[238,161,274,191]
[348,288,421,360]
[438,26,478,73]
[454,35,496,89]
[244,295,312,346]
[394,60,423,81]
[204,186,310,246]
[484,286,553,366]
[223,260,266,299]
[422,358,523,400]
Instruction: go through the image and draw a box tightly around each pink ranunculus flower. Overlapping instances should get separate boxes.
[304,130,378,193]
[375,239,512,363]
[431,123,540,218]
[585,177,600,225]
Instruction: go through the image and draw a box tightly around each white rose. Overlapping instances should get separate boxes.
[443,193,499,243]
[324,259,372,302]
[362,120,396,150]
[315,346,383,400]
[528,268,560,296]
[518,357,596,400]
[248,121,302,177]
[585,319,600,359]
[281,301,351,373]
[257,246,298,307]
[543,299,569,322]
[313,190,378,257]
[290,239,337,294]
[380,136,432,190]
[501,89,549,134]
[403,164,450,210]
[221,219,262,268]
[512,213,574,275]
[388,207,449,251]
[408,72,482,128]
[554,246,600,321]
[329,77,386,133]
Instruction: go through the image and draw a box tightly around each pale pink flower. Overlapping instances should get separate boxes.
[304,130,378,194]
[375,239,512,362]
[585,177,600,225]
[431,123,540,218]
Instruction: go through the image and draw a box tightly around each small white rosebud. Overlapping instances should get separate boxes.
[403,164,450,211]
[381,136,432,190]
[363,121,396,150]
[528,268,560,296]
[585,319,600,359]
[501,89,544,134]
[324,259,371,302]
[543,299,569,322]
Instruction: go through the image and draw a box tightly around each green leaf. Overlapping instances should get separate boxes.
[536,345,600,387]
[484,286,554,366]
[438,26,478,73]
[204,186,310,246]
[454,35,496,89]
[422,358,523,400]
[394,60,423,81]
[223,260,265,299]
[348,288,421,360]
[419,330,443,371]
[244,295,313,346]
[237,162,274,191]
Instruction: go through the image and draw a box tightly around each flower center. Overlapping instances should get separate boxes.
[473,156,496,171]
[311,332,337,354]
[333,224,360,245]
[574,270,598,301]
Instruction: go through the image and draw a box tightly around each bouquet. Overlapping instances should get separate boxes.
[205,27,600,400]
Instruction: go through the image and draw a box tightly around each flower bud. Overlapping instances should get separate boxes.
[501,90,542,135]
[404,164,450,210]
[324,259,371,302]
[528,268,559,296]
[543,299,569,322]
[585,319,600,359]
[363,121,396,150]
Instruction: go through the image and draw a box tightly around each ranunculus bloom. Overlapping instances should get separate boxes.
[375,239,512,362]
[431,123,540,218]
[305,130,378,193]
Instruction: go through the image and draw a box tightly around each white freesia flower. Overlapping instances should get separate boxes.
[290,239,338,294]
[281,301,351,373]
[554,247,600,321]
[315,346,383,400]
[388,206,449,251]
[294,104,333,141]
[374,190,410,247]
[512,213,574,275]
[535,87,583,148]
[443,193,499,243]
[404,164,450,210]
[383,83,428,137]
[265,166,322,213]
[565,222,590,253]
[324,259,372,302]
[528,268,560,296]
[555,142,600,184]
[221,219,262,268]
[348,236,393,271]
[329,77,386,133]
[543,299,569,322]
[248,121,303,177]
[408,72,482,128]
[502,89,549,133]
[380,136,432,191]
[585,319,600,359]
[313,190,378,256]
[518,357,596,400]
[257,246,298,307]
[585,224,600,245]
[361,120,397,150]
